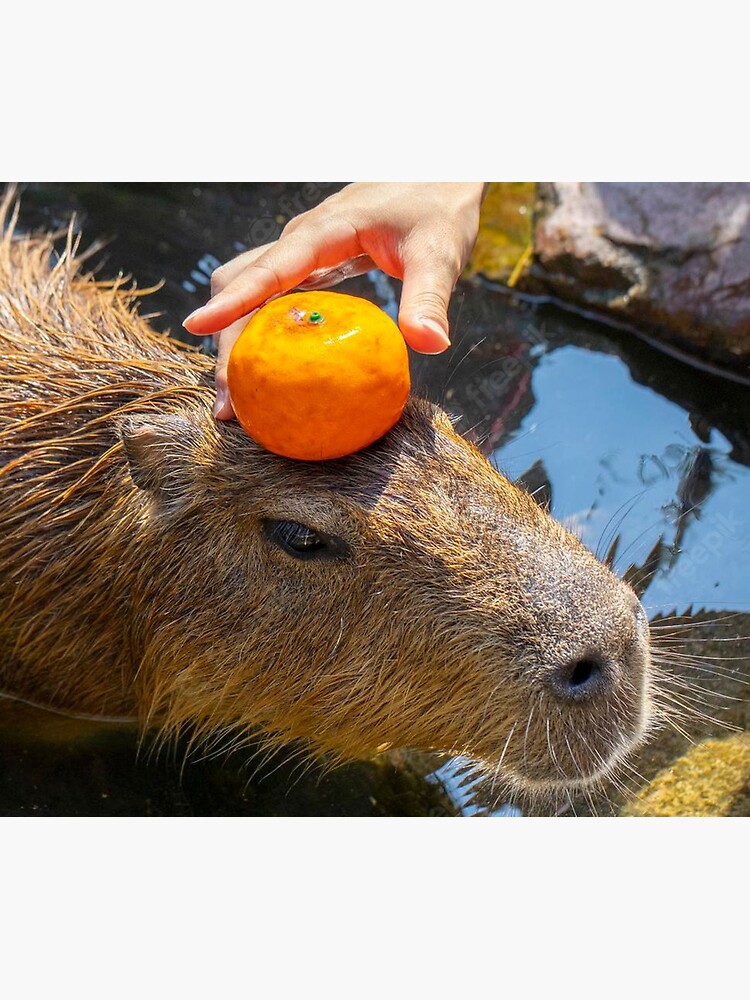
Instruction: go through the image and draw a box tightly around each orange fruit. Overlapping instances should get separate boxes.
[227,290,411,461]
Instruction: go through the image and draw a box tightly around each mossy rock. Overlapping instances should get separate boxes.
[621,734,750,817]
[465,182,536,284]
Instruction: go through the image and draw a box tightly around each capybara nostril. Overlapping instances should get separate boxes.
[547,653,608,703]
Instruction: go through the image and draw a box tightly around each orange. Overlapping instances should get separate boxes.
[227,290,411,461]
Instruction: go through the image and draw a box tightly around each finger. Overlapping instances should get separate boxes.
[212,314,254,420]
[209,243,275,291]
[182,220,362,335]
[184,245,273,340]
[296,253,377,290]
[397,248,458,354]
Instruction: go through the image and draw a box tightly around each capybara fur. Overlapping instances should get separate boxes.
[0,194,656,798]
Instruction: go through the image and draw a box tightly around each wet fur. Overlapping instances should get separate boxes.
[0,194,654,795]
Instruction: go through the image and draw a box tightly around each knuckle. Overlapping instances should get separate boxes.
[411,220,463,268]
[430,243,463,278]
[250,258,285,295]
[287,209,340,242]
[280,212,306,236]
[281,206,327,237]
[210,263,230,295]
[442,246,464,277]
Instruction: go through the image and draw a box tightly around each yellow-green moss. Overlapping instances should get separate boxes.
[465,182,536,284]
[621,734,750,817]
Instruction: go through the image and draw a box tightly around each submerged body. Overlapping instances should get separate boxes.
[0,198,654,796]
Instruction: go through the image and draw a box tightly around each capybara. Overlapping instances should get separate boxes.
[0,194,655,798]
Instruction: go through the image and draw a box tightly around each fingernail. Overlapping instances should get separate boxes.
[182,308,202,329]
[419,317,451,349]
[212,385,228,418]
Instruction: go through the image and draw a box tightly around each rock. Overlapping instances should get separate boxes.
[621,734,750,817]
[527,182,750,374]
[468,183,750,378]
[465,182,535,284]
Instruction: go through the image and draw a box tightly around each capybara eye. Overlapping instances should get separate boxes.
[263,519,349,561]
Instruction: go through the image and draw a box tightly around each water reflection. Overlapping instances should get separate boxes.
[405,282,750,615]
[0,700,454,817]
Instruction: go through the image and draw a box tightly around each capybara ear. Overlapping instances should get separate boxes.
[118,412,197,504]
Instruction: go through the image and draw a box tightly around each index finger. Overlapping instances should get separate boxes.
[182,220,362,336]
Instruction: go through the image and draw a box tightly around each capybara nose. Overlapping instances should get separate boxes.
[545,652,609,703]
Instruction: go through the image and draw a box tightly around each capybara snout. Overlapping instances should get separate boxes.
[0,197,654,796]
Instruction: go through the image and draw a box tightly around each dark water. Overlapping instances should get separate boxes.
[3,181,749,816]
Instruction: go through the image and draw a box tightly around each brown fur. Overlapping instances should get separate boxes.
[0,193,655,796]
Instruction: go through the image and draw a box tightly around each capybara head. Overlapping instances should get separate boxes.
[0,194,654,798]
[118,395,653,796]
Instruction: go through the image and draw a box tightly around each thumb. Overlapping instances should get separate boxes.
[397,252,457,354]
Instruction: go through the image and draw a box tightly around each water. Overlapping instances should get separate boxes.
[3,181,749,815]
[408,281,750,615]
[491,343,749,613]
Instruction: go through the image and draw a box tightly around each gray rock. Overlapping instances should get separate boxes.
[526,182,750,374]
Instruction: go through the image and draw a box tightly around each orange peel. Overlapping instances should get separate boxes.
[227,290,410,461]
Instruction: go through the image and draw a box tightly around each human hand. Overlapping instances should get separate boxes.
[182,182,487,419]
